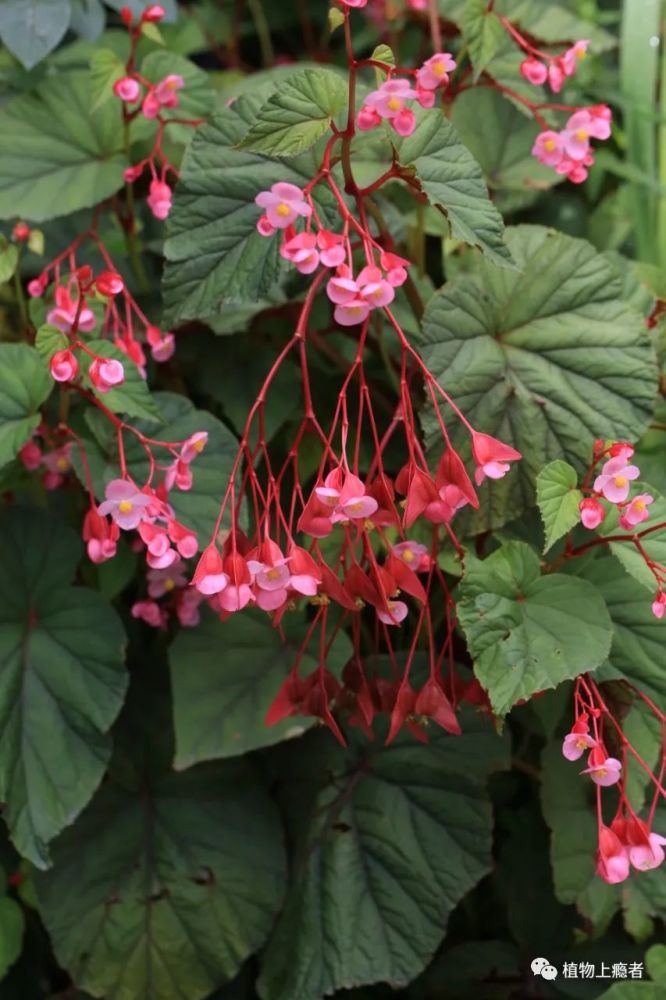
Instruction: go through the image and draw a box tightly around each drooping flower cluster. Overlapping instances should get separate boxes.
[562,679,666,885]
[357,54,456,136]
[576,442,665,618]
[519,40,589,93]
[532,106,612,184]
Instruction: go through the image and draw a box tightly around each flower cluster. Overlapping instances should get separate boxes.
[562,679,666,885]
[532,106,612,184]
[519,40,589,93]
[19,436,74,491]
[576,442,665,618]
[356,54,456,136]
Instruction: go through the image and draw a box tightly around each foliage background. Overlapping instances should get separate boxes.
[0,1,665,999]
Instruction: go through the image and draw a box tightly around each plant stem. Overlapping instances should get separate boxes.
[247,0,274,67]
[13,249,29,334]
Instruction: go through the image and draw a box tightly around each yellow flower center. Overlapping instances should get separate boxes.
[634,500,646,511]
[544,139,556,151]
[276,203,291,217]
[267,568,281,580]
[433,60,446,76]
[576,49,586,60]
[56,457,69,471]
[614,476,628,488]
[118,500,133,513]
[595,767,607,777]
[348,502,364,513]
[575,129,588,141]
[387,97,402,111]
[576,737,588,749]
[194,438,205,452]
[402,549,414,563]
[164,578,175,592]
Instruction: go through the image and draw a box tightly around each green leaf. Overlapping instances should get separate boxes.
[599,484,666,594]
[418,226,658,532]
[0,343,52,471]
[457,541,613,716]
[0,896,24,978]
[258,717,508,1000]
[162,93,338,324]
[461,0,506,80]
[0,0,71,69]
[35,323,69,363]
[237,69,347,156]
[396,108,514,269]
[36,756,286,1000]
[0,238,19,283]
[89,48,125,112]
[0,507,127,867]
[169,610,352,766]
[85,339,162,423]
[0,70,126,223]
[536,459,583,553]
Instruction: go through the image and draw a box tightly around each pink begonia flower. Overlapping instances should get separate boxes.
[147,179,172,220]
[167,519,198,559]
[332,493,379,523]
[218,580,253,613]
[391,540,429,570]
[597,826,630,885]
[89,357,124,393]
[99,479,152,530]
[180,431,208,464]
[579,497,605,529]
[567,108,611,142]
[316,229,346,267]
[147,558,188,598]
[131,600,165,628]
[146,324,175,362]
[287,545,321,596]
[416,52,456,91]
[471,432,521,485]
[407,0,427,9]
[581,754,622,787]
[520,58,548,86]
[629,832,666,871]
[380,251,409,287]
[357,104,382,130]
[315,469,378,523]
[19,439,42,471]
[366,78,416,120]
[358,265,395,307]
[83,506,119,564]
[154,74,184,108]
[619,493,653,529]
[165,459,192,492]
[392,107,416,136]
[339,0,368,7]
[562,40,589,76]
[47,286,96,333]
[548,60,565,93]
[415,87,436,109]
[652,592,666,619]
[334,299,371,326]
[327,269,360,304]
[255,182,311,229]
[113,77,141,102]
[257,215,276,236]
[562,731,597,761]
[532,131,565,167]
[50,349,78,383]
[28,276,47,297]
[177,588,203,627]
[192,544,228,595]
[142,91,162,119]
[280,232,320,274]
[561,124,591,162]
[424,482,470,524]
[377,599,409,625]
[593,455,640,503]
[42,444,72,477]
[247,558,291,592]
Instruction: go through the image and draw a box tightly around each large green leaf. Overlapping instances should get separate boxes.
[461,0,506,80]
[36,755,285,1000]
[258,716,508,1000]
[0,896,24,979]
[162,93,338,325]
[396,108,514,269]
[536,459,583,553]
[0,508,127,867]
[237,68,347,156]
[457,541,612,716]
[0,344,52,471]
[169,610,353,767]
[0,0,71,69]
[0,70,126,222]
[418,226,658,532]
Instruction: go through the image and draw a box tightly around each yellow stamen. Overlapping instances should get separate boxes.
[544,139,556,152]
[614,476,628,488]
[575,128,588,141]
[348,502,365,513]
[634,500,646,511]
[276,203,291,217]
[194,438,205,452]
[433,60,446,76]
[118,500,133,513]
[56,457,69,471]
[402,549,414,563]
[266,568,281,580]
[164,578,175,592]
[387,97,402,111]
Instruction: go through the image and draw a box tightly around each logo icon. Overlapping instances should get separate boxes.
[532,958,559,980]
